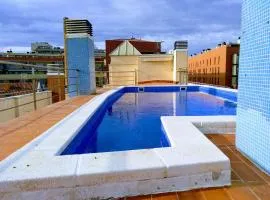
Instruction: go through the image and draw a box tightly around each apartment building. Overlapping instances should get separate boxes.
[31,42,64,54]
[0,49,105,74]
[188,42,239,88]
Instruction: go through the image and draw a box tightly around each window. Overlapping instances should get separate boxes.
[232,77,237,88]
[232,54,239,88]
[232,65,238,76]
[218,56,220,64]
[214,57,216,65]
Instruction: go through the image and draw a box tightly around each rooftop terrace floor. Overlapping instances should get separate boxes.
[0,88,269,200]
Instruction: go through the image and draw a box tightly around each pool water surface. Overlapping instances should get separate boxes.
[62,90,236,155]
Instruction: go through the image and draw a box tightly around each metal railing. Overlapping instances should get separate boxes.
[176,69,188,85]
[95,70,137,87]
[0,64,137,118]
[0,61,81,122]
[1,64,192,122]
[94,69,188,87]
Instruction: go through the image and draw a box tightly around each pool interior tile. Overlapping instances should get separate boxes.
[0,88,269,200]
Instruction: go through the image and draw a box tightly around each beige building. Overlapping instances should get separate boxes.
[108,40,188,85]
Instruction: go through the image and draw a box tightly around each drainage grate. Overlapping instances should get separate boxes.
[180,87,187,91]
[138,87,144,92]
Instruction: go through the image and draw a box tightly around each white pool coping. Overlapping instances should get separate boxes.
[0,85,236,199]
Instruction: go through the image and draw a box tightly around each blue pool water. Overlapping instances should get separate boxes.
[62,86,237,155]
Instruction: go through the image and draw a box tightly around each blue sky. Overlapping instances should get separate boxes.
[0,0,242,54]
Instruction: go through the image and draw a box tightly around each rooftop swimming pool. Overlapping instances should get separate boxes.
[62,86,237,155]
[1,85,235,198]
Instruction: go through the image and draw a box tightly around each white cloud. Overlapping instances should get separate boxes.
[0,0,241,54]
[143,29,239,53]
[94,41,105,49]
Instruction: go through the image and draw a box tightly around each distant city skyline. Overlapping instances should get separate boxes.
[0,0,241,54]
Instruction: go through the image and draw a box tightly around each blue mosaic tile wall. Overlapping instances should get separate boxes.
[236,0,270,174]
[66,36,96,97]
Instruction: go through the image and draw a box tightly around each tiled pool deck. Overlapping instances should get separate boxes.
[0,88,269,200]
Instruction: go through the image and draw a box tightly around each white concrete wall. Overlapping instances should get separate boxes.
[138,55,173,83]
[0,91,52,123]
[109,55,174,85]
[0,97,17,122]
[109,56,138,85]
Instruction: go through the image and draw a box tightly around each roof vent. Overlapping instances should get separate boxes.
[174,41,188,50]
[64,17,93,36]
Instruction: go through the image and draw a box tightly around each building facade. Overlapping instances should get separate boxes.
[108,40,188,85]
[236,0,270,174]
[0,52,63,65]
[0,43,64,75]
[0,53,64,75]
[105,38,162,71]
[188,43,239,88]
[0,50,104,73]
[94,49,105,71]
[31,42,64,54]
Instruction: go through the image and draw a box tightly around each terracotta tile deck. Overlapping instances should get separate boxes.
[0,89,270,200]
[0,88,108,161]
